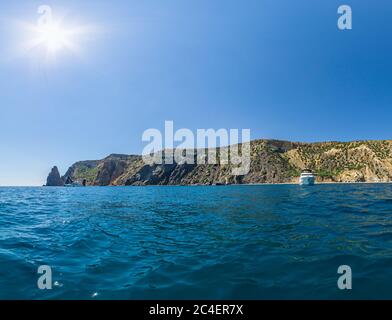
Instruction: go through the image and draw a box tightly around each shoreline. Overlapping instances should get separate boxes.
[6,181,392,188]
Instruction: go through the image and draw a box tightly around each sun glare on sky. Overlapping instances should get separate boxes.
[36,21,70,53]
[9,5,97,63]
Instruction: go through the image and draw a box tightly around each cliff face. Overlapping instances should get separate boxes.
[51,139,392,186]
[61,154,145,186]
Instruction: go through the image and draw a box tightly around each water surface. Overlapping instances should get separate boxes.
[0,184,391,299]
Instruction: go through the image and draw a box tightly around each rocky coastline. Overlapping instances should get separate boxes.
[45,139,392,186]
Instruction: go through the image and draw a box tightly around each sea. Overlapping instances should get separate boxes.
[0,184,391,299]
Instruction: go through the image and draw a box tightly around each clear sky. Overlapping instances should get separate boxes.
[0,0,391,186]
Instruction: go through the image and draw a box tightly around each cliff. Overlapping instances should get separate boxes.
[48,139,392,186]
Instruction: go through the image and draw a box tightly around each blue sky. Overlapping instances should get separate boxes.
[0,0,391,186]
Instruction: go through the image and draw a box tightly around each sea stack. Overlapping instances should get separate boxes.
[46,166,64,186]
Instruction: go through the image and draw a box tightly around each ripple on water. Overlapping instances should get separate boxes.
[0,184,391,299]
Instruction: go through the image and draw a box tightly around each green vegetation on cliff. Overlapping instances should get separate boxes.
[48,139,392,186]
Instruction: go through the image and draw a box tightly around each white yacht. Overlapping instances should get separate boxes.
[299,169,315,185]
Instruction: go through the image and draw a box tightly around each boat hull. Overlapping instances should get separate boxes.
[299,176,315,185]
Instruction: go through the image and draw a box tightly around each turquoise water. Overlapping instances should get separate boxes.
[0,184,391,300]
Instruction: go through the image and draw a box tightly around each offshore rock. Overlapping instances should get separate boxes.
[46,166,64,186]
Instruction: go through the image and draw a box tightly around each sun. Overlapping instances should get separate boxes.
[36,22,69,53]
[39,24,67,52]
[27,17,84,58]
[10,11,96,62]
[5,6,99,64]
[15,19,83,60]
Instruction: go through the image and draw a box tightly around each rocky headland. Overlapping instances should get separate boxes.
[45,139,392,186]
